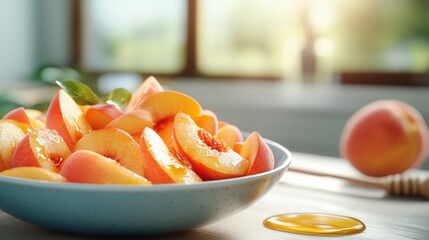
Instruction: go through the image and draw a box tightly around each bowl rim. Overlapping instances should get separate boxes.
[0,137,292,192]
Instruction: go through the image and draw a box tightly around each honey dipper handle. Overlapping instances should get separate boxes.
[288,166,385,189]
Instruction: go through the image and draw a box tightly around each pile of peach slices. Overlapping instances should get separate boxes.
[0,77,274,185]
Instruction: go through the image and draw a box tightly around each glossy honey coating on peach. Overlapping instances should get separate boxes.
[45,89,92,149]
[60,150,151,185]
[140,127,202,184]
[173,113,249,180]
[11,129,71,173]
[1,167,67,182]
[0,121,27,170]
[74,128,145,176]
[341,100,429,177]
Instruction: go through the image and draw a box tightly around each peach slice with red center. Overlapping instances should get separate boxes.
[1,167,67,182]
[11,129,72,173]
[240,132,275,175]
[45,89,92,149]
[3,107,45,128]
[216,124,244,149]
[140,127,202,184]
[0,121,27,171]
[125,76,164,113]
[60,150,151,185]
[74,128,145,176]
[106,110,154,137]
[195,109,218,135]
[173,113,249,180]
[85,104,123,130]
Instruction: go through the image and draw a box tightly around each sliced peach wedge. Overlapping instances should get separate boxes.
[140,127,202,184]
[60,150,151,185]
[85,104,123,130]
[1,167,67,182]
[125,76,164,113]
[11,129,72,173]
[240,132,275,175]
[46,89,92,149]
[173,113,249,180]
[216,124,243,149]
[74,128,145,176]
[195,109,218,135]
[3,107,45,128]
[0,121,27,171]
[137,91,203,148]
[106,110,154,137]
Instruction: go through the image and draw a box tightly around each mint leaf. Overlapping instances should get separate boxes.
[103,88,132,106]
[55,80,99,105]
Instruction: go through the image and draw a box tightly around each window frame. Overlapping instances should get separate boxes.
[71,0,428,85]
[71,0,279,80]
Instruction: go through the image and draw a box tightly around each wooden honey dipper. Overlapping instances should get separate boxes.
[288,166,429,200]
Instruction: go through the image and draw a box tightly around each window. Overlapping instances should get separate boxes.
[75,0,429,82]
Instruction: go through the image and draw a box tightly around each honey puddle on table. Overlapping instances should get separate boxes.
[263,213,366,236]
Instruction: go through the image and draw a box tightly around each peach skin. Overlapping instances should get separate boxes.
[3,107,45,128]
[341,100,429,177]
[85,104,123,130]
[60,150,151,185]
[45,89,92,149]
[140,127,202,184]
[11,129,72,173]
[173,113,249,180]
[240,132,275,175]
[0,121,27,170]
[125,76,164,113]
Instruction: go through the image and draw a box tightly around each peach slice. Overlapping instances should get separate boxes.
[240,132,275,175]
[0,121,27,170]
[85,104,123,130]
[140,127,202,184]
[11,129,72,173]
[74,128,145,176]
[173,113,249,180]
[0,167,66,182]
[46,89,92,149]
[3,107,45,128]
[106,110,154,136]
[125,76,164,113]
[137,91,202,123]
[0,119,33,134]
[216,124,243,149]
[60,150,151,185]
[195,109,218,135]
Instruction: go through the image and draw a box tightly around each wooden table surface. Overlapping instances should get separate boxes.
[1,152,428,240]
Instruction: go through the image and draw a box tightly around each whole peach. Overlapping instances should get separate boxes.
[340,100,428,177]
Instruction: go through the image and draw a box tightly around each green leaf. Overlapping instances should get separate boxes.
[103,88,132,106]
[55,80,99,105]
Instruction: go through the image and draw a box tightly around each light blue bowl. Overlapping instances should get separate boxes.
[0,138,291,235]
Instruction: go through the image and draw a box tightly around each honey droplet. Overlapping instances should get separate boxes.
[263,213,366,236]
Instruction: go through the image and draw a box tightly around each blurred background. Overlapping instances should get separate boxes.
[1,0,429,168]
